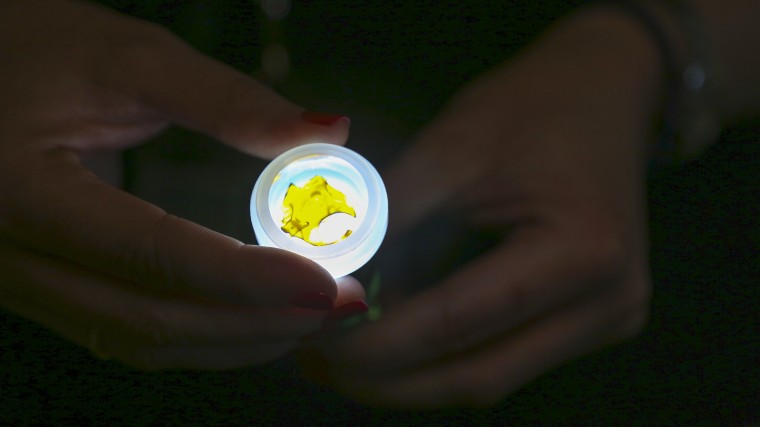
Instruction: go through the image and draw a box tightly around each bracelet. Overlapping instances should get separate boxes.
[603,0,721,165]
[667,0,721,158]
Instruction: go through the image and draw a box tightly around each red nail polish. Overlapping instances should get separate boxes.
[290,292,334,311]
[325,300,369,324]
[302,110,350,126]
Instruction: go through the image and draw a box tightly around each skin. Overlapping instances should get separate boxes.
[306,1,760,409]
[3,0,757,409]
[0,0,364,370]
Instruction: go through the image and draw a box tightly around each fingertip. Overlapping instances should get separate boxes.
[251,110,351,159]
[226,115,351,159]
[302,111,351,147]
[284,250,339,300]
[335,276,366,307]
[301,111,351,127]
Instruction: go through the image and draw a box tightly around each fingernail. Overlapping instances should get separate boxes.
[290,292,334,311]
[325,300,369,324]
[301,110,350,126]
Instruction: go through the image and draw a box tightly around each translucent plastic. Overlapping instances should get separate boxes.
[251,143,388,278]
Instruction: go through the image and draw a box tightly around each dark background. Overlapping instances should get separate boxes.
[1,1,758,424]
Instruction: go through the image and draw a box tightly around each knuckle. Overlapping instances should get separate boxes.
[568,222,629,284]
[564,215,652,341]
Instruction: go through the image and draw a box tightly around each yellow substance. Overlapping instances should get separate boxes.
[281,176,356,246]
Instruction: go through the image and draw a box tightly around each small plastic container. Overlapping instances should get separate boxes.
[250,143,388,278]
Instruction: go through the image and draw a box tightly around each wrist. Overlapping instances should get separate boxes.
[578,1,726,161]
[565,5,666,114]
[591,1,760,160]
[620,1,722,159]
[514,6,665,157]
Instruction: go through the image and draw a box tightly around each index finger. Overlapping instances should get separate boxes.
[98,11,350,158]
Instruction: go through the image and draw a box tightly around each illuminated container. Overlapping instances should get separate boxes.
[251,143,388,278]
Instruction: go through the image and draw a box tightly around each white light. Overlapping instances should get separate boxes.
[251,143,388,278]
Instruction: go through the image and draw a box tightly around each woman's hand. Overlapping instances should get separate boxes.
[0,0,360,370]
[304,9,661,408]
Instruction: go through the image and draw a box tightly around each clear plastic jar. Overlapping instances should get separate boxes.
[250,143,388,278]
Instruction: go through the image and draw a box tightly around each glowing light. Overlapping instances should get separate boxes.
[251,144,388,278]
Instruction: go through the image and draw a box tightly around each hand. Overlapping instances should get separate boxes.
[0,0,362,370]
[303,9,660,407]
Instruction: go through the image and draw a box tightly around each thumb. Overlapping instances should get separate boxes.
[101,19,349,158]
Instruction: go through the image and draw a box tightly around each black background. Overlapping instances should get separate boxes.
[1,1,758,424]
